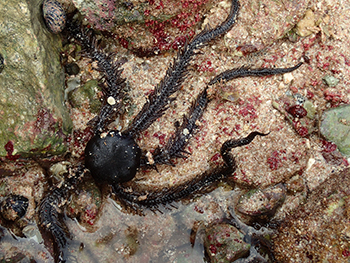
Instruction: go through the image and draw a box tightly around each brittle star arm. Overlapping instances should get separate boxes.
[149,87,210,166]
[208,62,303,86]
[112,131,266,214]
[124,0,240,138]
[39,166,87,262]
[148,63,302,167]
[66,20,126,133]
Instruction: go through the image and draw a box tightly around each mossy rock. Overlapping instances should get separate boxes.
[0,0,72,157]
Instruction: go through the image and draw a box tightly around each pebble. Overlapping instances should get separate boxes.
[322,75,339,87]
[65,62,80,75]
[283,72,294,84]
[296,10,316,37]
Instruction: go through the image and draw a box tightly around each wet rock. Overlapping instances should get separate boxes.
[237,183,286,218]
[72,0,215,54]
[0,0,72,157]
[204,223,250,263]
[72,0,148,31]
[66,179,102,229]
[0,162,46,221]
[320,104,350,156]
[72,0,309,55]
[273,168,350,262]
[68,79,101,113]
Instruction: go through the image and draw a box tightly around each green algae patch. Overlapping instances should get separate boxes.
[320,105,350,156]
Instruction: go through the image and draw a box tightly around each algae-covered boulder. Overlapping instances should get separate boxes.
[0,0,72,157]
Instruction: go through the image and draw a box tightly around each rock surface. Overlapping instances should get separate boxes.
[237,183,286,218]
[273,168,350,262]
[1,0,350,262]
[204,223,250,263]
[0,0,72,157]
[72,0,309,55]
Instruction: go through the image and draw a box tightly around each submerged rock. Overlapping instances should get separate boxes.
[237,183,286,219]
[204,223,250,263]
[66,179,102,229]
[68,79,101,113]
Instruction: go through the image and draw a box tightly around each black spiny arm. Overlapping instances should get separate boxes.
[39,166,86,262]
[209,62,303,86]
[124,0,240,138]
[151,87,210,166]
[112,131,266,214]
[66,20,126,133]
[220,131,269,168]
